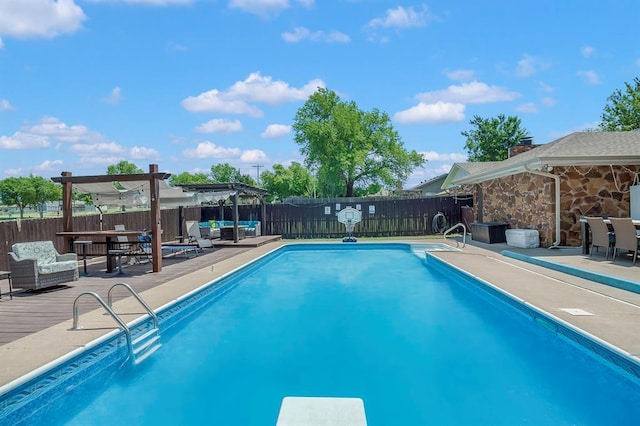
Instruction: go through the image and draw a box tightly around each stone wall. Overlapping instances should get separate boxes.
[479,173,555,247]
[477,165,640,247]
[558,165,640,246]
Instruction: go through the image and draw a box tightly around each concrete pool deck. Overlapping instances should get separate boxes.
[0,237,639,390]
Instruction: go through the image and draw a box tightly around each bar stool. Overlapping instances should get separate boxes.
[73,240,93,276]
[108,249,128,275]
[0,270,12,300]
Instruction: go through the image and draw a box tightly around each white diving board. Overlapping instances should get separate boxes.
[276,397,367,426]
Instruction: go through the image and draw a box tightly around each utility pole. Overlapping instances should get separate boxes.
[252,164,263,185]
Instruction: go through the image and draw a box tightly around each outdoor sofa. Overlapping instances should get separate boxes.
[210,220,261,237]
[8,241,79,290]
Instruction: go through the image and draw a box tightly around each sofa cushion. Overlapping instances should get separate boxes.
[12,241,57,265]
[39,260,78,274]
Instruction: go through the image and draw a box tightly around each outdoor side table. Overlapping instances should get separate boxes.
[73,240,93,276]
[0,270,12,300]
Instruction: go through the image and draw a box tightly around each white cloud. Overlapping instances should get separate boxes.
[577,70,601,85]
[537,81,554,93]
[240,149,268,162]
[516,54,551,78]
[0,0,86,39]
[367,5,432,29]
[228,0,291,17]
[167,41,188,51]
[1,99,15,111]
[68,142,125,154]
[87,0,193,4]
[261,124,291,139]
[417,81,520,104]
[130,146,161,160]
[393,101,465,124]
[282,27,350,43]
[0,132,50,149]
[445,69,475,82]
[181,89,263,117]
[195,119,243,134]
[515,102,538,113]
[541,97,556,107]
[421,152,467,162]
[28,116,106,143]
[3,159,65,177]
[581,45,595,58]
[33,159,64,171]
[183,141,242,159]
[101,87,123,104]
[181,72,325,116]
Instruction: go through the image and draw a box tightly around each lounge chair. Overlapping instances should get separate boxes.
[185,221,213,249]
[585,217,615,260]
[609,218,640,265]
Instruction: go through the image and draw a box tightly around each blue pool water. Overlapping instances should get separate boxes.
[10,245,640,424]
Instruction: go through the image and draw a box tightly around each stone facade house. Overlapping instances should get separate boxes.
[441,131,640,248]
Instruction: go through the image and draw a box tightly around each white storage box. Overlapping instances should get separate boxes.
[505,229,539,248]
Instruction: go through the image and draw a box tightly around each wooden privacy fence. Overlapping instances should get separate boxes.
[0,197,471,269]
[203,196,472,239]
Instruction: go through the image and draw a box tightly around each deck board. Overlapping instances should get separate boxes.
[0,236,282,347]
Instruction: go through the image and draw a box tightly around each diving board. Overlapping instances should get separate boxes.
[276,397,367,426]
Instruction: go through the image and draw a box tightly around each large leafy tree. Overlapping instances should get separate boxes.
[599,77,640,131]
[210,163,256,185]
[260,162,316,202]
[107,160,144,175]
[170,172,213,186]
[293,88,425,197]
[0,175,62,218]
[461,114,529,162]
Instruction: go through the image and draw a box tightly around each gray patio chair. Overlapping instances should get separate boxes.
[585,217,615,260]
[609,218,640,265]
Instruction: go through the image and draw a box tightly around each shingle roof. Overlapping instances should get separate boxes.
[499,131,640,167]
[446,131,640,186]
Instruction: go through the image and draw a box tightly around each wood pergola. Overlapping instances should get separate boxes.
[51,164,171,272]
[176,182,268,243]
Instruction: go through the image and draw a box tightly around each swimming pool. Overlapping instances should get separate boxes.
[2,243,640,424]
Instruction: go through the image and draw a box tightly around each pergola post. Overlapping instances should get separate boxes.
[149,164,162,272]
[233,192,239,243]
[61,171,73,251]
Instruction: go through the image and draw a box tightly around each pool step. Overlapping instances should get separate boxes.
[132,327,162,365]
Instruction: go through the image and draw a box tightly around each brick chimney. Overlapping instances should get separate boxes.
[509,136,539,158]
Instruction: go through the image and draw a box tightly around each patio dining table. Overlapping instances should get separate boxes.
[580,217,640,255]
[57,230,151,273]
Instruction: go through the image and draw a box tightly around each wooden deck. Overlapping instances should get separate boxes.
[0,235,282,346]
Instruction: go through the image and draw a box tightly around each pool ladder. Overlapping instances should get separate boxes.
[72,282,162,365]
[443,222,467,248]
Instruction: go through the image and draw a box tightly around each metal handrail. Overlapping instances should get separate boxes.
[107,282,158,329]
[72,291,133,358]
[443,222,467,248]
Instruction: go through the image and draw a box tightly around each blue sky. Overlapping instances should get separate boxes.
[1,0,639,188]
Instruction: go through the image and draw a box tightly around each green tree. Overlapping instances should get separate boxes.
[210,163,256,185]
[599,77,640,131]
[293,88,425,197]
[0,175,62,218]
[260,162,316,202]
[107,160,144,175]
[169,172,213,186]
[461,114,529,162]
